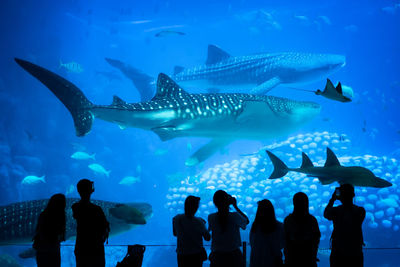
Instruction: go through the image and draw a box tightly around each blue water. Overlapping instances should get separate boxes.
[0,0,400,266]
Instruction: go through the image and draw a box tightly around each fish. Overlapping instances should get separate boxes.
[21,175,46,185]
[88,163,111,177]
[15,58,321,165]
[315,79,352,102]
[0,198,152,245]
[59,60,84,73]
[119,176,141,185]
[71,151,96,160]
[266,147,392,188]
[154,148,169,156]
[105,45,346,99]
[154,30,186,37]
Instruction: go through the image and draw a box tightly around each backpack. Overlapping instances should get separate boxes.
[116,244,146,267]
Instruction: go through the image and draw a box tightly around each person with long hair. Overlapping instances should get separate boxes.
[283,192,320,267]
[173,195,211,267]
[33,193,66,267]
[208,190,249,267]
[250,199,284,267]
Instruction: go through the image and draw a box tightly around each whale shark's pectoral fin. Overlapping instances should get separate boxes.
[185,139,232,166]
[152,126,179,141]
[250,77,281,95]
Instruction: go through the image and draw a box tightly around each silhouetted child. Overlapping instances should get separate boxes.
[284,192,320,267]
[72,179,110,267]
[173,195,211,267]
[208,190,249,267]
[250,199,284,267]
[324,184,365,267]
[33,193,66,267]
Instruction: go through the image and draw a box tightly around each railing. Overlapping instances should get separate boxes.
[2,243,400,267]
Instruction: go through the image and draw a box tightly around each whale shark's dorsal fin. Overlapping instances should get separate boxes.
[112,95,128,107]
[324,147,341,167]
[153,73,189,100]
[301,152,314,168]
[174,66,185,75]
[206,45,231,65]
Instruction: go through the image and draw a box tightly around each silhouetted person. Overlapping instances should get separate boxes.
[208,190,249,267]
[33,193,66,267]
[250,199,284,267]
[284,192,320,267]
[324,184,365,267]
[173,195,211,267]
[72,179,110,267]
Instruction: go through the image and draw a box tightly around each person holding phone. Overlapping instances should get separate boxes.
[324,184,366,267]
[208,190,249,267]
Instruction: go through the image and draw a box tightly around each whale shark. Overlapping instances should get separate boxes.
[106,45,346,100]
[266,147,392,188]
[15,58,320,165]
[0,198,152,245]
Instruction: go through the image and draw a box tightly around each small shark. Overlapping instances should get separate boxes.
[266,147,392,188]
[15,58,320,165]
[106,45,346,100]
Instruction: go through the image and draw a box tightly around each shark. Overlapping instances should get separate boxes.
[106,44,346,100]
[266,147,392,188]
[15,58,320,165]
[0,198,152,245]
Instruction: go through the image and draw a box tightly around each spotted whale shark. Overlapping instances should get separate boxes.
[0,198,152,245]
[266,147,392,188]
[15,58,320,165]
[106,45,346,100]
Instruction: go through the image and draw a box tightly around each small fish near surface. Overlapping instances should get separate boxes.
[266,147,392,188]
[154,30,186,37]
[71,151,96,160]
[21,175,46,185]
[59,60,84,73]
[88,163,111,177]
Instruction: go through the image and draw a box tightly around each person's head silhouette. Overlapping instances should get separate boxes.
[293,192,309,216]
[256,199,275,222]
[184,196,200,218]
[339,183,355,205]
[47,193,66,212]
[213,190,230,212]
[77,179,94,201]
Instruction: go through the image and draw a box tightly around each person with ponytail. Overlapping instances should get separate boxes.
[208,190,249,267]
[249,199,284,267]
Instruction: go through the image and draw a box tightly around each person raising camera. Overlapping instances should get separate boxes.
[208,190,249,267]
[324,184,366,267]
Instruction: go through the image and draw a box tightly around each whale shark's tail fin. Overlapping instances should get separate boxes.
[15,58,94,136]
[266,150,289,179]
[105,58,155,102]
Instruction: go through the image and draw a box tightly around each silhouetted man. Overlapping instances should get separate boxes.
[72,179,110,267]
[324,184,365,267]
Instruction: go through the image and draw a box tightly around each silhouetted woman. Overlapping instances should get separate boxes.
[250,199,284,267]
[208,190,249,267]
[33,193,66,267]
[173,195,211,267]
[284,192,320,267]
